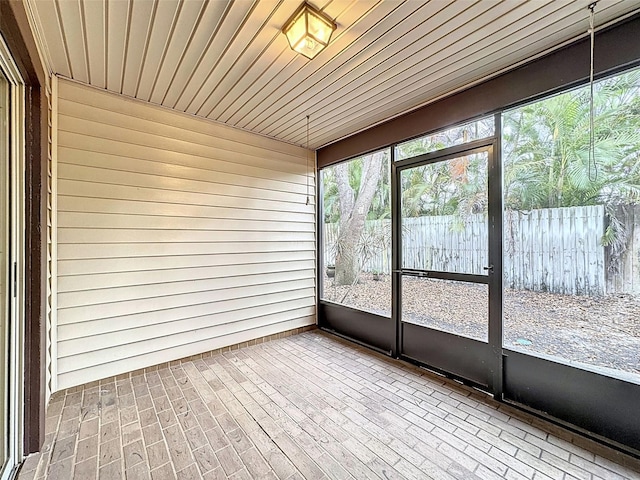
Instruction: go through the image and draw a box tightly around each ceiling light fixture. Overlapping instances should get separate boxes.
[282,2,336,60]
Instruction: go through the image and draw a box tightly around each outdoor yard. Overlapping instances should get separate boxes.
[322,274,640,379]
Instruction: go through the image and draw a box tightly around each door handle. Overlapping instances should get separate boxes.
[393,270,429,277]
[483,264,494,273]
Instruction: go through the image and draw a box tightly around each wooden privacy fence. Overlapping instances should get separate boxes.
[324,204,640,296]
[502,206,604,296]
[606,204,640,295]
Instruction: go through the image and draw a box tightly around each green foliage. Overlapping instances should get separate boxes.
[400,152,488,219]
[395,117,495,160]
[602,224,617,247]
[503,69,640,211]
[322,67,640,253]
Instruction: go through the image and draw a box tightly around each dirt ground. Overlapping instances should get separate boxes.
[322,274,640,378]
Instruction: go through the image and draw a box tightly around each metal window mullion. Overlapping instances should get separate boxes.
[394,138,496,170]
[317,165,324,327]
[391,147,401,358]
[488,113,504,399]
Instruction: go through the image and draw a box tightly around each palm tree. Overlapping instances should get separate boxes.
[503,69,640,212]
[503,69,640,269]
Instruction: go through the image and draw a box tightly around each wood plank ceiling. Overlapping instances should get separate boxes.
[29,0,640,149]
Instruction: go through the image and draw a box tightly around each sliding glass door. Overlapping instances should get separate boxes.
[0,62,9,480]
[0,35,24,480]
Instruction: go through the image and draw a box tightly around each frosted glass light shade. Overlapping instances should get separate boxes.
[283,3,336,59]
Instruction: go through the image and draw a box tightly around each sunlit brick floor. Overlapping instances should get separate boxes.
[18,329,640,479]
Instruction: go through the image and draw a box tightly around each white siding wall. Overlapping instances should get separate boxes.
[54,78,316,390]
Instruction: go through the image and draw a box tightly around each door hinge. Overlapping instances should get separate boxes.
[13,261,16,297]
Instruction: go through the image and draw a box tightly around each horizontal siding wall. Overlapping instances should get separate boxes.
[54,78,316,390]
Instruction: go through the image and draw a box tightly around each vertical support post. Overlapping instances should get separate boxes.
[391,147,401,358]
[488,113,504,399]
[316,162,324,327]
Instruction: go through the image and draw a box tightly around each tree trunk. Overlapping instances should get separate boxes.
[335,227,361,285]
[334,152,385,285]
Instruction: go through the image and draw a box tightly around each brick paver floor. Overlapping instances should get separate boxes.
[18,330,640,479]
